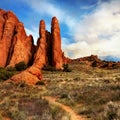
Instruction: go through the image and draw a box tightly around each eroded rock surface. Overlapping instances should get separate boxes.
[0,9,66,84]
[0,9,33,67]
[51,17,63,69]
[33,17,64,69]
[8,66,42,85]
[33,20,47,69]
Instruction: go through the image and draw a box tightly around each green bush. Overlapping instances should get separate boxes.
[36,81,45,86]
[63,64,72,72]
[60,93,68,99]
[15,61,27,71]
[6,66,16,71]
[0,67,4,70]
[0,68,14,80]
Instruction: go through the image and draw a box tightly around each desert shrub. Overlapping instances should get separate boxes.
[15,61,27,71]
[36,81,45,86]
[51,105,70,120]
[0,67,4,70]
[6,66,16,71]
[116,77,120,81]
[91,61,97,67]
[102,101,120,120]
[60,93,68,99]
[42,65,57,71]
[73,77,81,81]
[17,81,27,88]
[8,107,27,120]
[0,68,14,80]
[63,64,72,72]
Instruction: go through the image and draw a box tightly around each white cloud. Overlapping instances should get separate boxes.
[64,0,120,58]
[23,0,120,59]
[25,27,39,44]
[80,0,102,10]
[23,0,76,30]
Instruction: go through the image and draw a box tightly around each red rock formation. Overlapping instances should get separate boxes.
[33,17,64,70]
[0,9,33,67]
[0,9,66,84]
[33,20,47,69]
[9,66,42,85]
[51,17,63,69]
[0,10,19,67]
[72,55,120,69]
[62,52,72,64]
[8,23,34,67]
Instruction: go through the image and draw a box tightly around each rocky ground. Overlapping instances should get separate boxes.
[0,61,120,120]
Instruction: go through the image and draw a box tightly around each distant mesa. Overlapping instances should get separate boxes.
[73,55,120,69]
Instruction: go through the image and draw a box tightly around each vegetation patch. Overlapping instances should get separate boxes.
[15,61,27,71]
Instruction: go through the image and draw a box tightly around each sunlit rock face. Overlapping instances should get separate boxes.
[51,17,63,69]
[0,9,66,84]
[0,9,33,67]
[34,17,64,70]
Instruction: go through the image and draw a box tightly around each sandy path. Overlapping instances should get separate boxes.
[43,96,86,120]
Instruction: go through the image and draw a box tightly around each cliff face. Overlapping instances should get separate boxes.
[0,9,33,67]
[33,17,63,69]
[0,9,65,84]
[0,9,64,70]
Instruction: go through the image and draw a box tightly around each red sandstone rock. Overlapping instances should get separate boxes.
[33,20,47,69]
[8,22,34,67]
[0,10,33,67]
[9,66,42,85]
[51,17,63,69]
[0,9,6,40]
[62,52,72,64]
[33,17,64,70]
[0,9,66,84]
[0,10,19,67]
[72,55,120,69]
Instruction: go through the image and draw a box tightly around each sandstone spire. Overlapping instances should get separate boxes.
[33,20,47,68]
[0,9,65,84]
[51,17,63,69]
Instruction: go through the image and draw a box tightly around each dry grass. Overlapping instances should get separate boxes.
[0,61,120,120]
[42,61,120,119]
[0,82,69,120]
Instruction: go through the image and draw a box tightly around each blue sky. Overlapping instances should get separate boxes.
[0,0,120,60]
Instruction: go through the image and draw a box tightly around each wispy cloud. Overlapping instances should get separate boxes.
[23,0,120,59]
[22,0,76,30]
[80,0,102,10]
[25,27,39,44]
[64,0,120,58]
[23,0,77,43]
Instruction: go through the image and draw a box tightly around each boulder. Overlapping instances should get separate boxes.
[9,66,42,85]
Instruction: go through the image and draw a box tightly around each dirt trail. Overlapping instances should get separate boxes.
[43,96,86,120]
